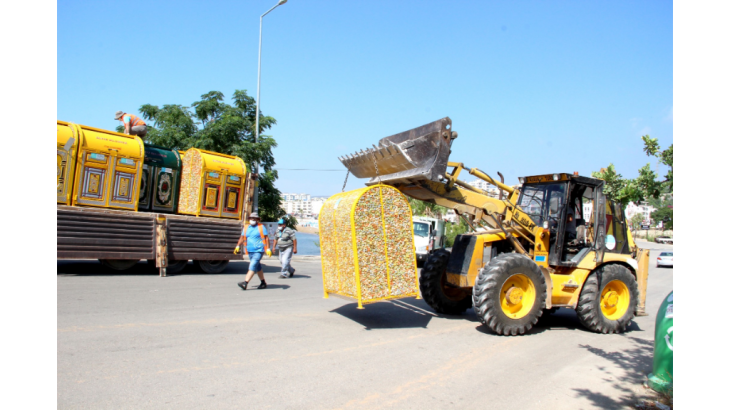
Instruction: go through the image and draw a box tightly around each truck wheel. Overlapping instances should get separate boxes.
[195,260,229,274]
[99,259,139,271]
[147,259,188,274]
[472,253,546,336]
[419,249,472,315]
[576,264,638,334]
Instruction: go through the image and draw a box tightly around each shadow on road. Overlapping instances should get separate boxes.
[57,260,289,277]
[571,336,655,409]
[474,308,644,336]
[330,297,481,330]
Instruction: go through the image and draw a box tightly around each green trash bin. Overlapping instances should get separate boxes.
[647,291,673,393]
[138,144,182,213]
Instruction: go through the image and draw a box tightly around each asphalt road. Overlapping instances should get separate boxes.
[57,240,673,409]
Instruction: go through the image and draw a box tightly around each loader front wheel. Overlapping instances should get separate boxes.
[419,249,472,315]
[473,253,546,336]
[576,264,638,334]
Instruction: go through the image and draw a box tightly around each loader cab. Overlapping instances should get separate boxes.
[517,174,628,267]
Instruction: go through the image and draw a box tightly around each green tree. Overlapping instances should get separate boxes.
[648,190,673,230]
[629,213,644,233]
[642,135,673,192]
[408,198,448,218]
[444,218,470,247]
[592,134,669,207]
[121,90,285,221]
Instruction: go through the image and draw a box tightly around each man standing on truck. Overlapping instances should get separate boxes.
[114,110,148,138]
[273,218,297,278]
[234,212,272,290]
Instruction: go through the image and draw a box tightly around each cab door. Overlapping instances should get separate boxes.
[593,185,607,264]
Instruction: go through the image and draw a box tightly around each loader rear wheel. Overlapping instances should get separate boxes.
[473,253,546,336]
[195,260,229,274]
[419,249,472,315]
[576,264,638,334]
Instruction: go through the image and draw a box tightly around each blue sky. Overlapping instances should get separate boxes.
[58,0,672,196]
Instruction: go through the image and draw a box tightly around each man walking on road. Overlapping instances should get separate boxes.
[115,110,148,138]
[234,212,272,290]
[274,218,297,278]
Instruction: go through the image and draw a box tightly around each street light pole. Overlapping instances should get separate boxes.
[253,0,288,213]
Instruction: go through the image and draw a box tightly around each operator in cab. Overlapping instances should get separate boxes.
[115,110,148,138]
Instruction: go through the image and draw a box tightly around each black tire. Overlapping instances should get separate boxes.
[147,259,188,274]
[99,259,139,271]
[576,264,638,334]
[195,260,229,274]
[419,249,472,315]
[472,253,547,336]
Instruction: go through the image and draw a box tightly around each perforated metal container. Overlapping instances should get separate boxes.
[319,184,419,308]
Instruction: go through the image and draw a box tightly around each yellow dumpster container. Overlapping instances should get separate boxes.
[69,123,145,211]
[178,148,247,219]
[57,121,81,205]
[319,184,419,308]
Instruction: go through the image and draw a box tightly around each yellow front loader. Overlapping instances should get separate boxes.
[339,117,650,335]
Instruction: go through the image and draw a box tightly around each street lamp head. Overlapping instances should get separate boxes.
[278,0,287,5]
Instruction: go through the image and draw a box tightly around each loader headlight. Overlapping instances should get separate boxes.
[553,174,560,181]
[543,221,549,229]
[518,177,525,184]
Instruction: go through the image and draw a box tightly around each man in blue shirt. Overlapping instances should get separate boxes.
[234,212,272,290]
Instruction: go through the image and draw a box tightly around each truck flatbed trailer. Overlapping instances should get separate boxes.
[57,206,247,276]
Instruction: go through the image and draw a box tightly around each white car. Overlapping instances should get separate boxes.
[657,251,673,268]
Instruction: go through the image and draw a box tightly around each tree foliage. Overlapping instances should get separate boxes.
[408,198,448,218]
[445,218,470,247]
[123,90,285,221]
[648,190,673,230]
[629,213,645,233]
[592,134,671,208]
[642,135,673,192]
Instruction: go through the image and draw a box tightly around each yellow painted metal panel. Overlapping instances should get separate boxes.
[57,121,80,205]
[550,269,591,306]
[77,124,144,159]
[319,185,419,307]
[198,149,246,175]
[67,121,144,211]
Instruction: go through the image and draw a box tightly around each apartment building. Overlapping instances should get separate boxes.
[281,193,328,216]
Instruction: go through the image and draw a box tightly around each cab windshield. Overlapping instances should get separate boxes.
[413,222,430,237]
[518,183,567,226]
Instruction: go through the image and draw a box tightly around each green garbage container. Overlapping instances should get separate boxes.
[648,291,673,393]
[138,144,182,213]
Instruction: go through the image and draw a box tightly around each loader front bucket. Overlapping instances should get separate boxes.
[339,117,455,186]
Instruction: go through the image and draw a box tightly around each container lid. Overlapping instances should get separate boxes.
[143,143,181,169]
[77,123,144,159]
[189,148,246,176]
[57,120,76,147]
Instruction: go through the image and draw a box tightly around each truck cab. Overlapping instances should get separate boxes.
[413,216,445,265]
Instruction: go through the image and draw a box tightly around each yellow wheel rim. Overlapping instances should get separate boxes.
[500,274,536,319]
[600,280,630,320]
